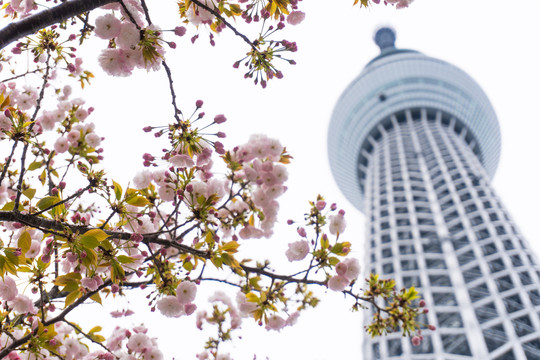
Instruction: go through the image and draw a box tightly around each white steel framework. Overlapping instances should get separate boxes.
[328,29,540,359]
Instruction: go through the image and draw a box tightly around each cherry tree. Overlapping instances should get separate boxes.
[0,0,424,359]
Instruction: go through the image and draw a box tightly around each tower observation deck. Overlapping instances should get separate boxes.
[328,28,540,359]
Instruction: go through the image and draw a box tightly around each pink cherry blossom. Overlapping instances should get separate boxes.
[0,276,18,301]
[54,136,69,153]
[81,277,99,291]
[26,240,41,258]
[328,275,350,292]
[329,213,346,235]
[156,296,184,317]
[285,240,310,262]
[94,14,122,39]
[170,154,194,168]
[127,333,152,353]
[117,21,140,49]
[286,11,305,25]
[10,294,37,314]
[98,48,134,77]
[133,170,152,189]
[342,258,361,281]
[266,314,286,331]
[85,132,101,148]
[176,281,197,304]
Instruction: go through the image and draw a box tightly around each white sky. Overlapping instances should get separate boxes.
[3,0,540,359]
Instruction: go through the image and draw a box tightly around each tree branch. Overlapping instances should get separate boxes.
[0,0,118,51]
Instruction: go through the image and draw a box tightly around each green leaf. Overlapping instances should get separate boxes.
[90,292,102,305]
[54,272,82,286]
[81,229,109,242]
[126,196,150,207]
[183,261,194,271]
[36,196,61,211]
[28,161,43,171]
[116,255,134,264]
[18,231,31,254]
[112,180,122,200]
[22,188,36,200]
[80,235,99,249]
[65,289,81,307]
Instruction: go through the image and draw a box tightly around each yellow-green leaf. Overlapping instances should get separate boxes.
[112,180,122,200]
[126,196,150,207]
[65,289,81,307]
[28,161,43,171]
[81,229,109,242]
[36,196,61,211]
[18,231,31,254]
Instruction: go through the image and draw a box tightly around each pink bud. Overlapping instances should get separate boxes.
[419,300,426,307]
[428,325,437,331]
[316,200,326,210]
[423,308,429,314]
[214,114,227,124]
[297,227,306,237]
[174,26,187,37]
[411,336,421,346]
[196,100,203,108]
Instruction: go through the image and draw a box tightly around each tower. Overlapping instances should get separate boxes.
[328,28,540,359]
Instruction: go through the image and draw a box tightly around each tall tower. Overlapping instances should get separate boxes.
[328,28,540,360]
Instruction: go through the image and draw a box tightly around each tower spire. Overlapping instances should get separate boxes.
[374,27,396,52]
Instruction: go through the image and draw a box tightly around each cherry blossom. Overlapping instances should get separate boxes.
[285,240,310,261]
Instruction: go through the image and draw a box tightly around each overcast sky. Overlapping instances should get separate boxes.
[3,0,540,358]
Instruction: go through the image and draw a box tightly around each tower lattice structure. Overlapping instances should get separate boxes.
[327,28,540,360]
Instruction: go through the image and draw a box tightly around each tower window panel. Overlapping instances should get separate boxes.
[420,230,437,239]
[433,292,458,306]
[511,255,524,267]
[395,207,408,214]
[519,271,533,286]
[455,182,466,191]
[495,275,514,293]
[429,274,452,287]
[465,204,478,213]
[494,350,516,360]
[423,241,443,254]
[483,324,508,352]
[482,243,497,256]
[470,216,484,226]
[412,335,433,354]
[398,231,413,240]
[460,193,472,202]
[381,234,391,244]
[399,245,415,254]
[512,315,534,337]
[413,195,428,202]
[372,342,380,359]
[403,275,421,288]
[529,290,540,306]
[401,259,418,271]
[411,185,425,191]
[394,196,406,203]
[383,263,394,274]
[476,229,491,241]
[370,253,376,262]
[437,189,451,199]
[449,223,465,235]
[436,311,464,328]
[463,266,483,283]
[415,206,431,214]
[458,250,476,266]
[396,219,410,226]
[475,302,498,323]
[452,236,470,250]
[478,190,487,197]
[523,338,540,359]
[503,294,524,313]
[444,211,459,222]
[387,338,402,357]
[503,240,515,251]
[496,226,507,235]
[488,258,506,273]
[441,334,472,355]
[380,209,389,217]
[380,199,388,206]
[489,213,499,221]
[426,258,447,269]
[382,248,393,258]
[381,222,390,230]
[469,283,490,302]
[483,201,493,209]
[418,218,435,225]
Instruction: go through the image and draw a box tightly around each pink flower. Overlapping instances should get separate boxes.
[286,11,305,25]
[329,213,346,235]
[54,136,69,153]
[265,315,286,331]
[81,277,98,291]
[170,154,194,168]
[10,294,37,314]
[328,275,350,292]
[342,258,361,281]
[127,333,151,353]
[85,132,101,148]
[94,14,122,39]
[117,21,140,49]
[285,240,310,262]
[26,240,41,258]
[98,48,134,77]
[158,184,176,202]
[157,296,184,317]
[184,303,197,315]
[238,225,264,239]
[176,281,197,304]
[0,276,18,301]
[133,170,152,189]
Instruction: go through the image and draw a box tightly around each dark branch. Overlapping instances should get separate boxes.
[0,0,117,50]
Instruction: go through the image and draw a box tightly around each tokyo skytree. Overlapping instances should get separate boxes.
[327,28,540,359]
